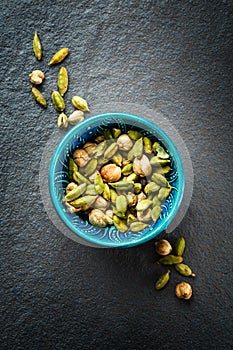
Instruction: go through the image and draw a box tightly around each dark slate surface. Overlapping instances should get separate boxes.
[1,1,233,349]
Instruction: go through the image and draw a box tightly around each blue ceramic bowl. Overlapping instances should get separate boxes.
[49,112,185,248]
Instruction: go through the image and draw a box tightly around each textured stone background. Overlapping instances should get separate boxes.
[1,1,232,349]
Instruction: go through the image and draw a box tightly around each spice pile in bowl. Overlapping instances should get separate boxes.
[64,128,172,233]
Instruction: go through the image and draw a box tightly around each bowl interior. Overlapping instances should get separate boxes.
[49,112,185,247]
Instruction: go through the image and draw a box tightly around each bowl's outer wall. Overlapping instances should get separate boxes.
[49,113,185,247]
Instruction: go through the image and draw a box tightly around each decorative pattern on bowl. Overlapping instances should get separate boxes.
[49,112,185,248]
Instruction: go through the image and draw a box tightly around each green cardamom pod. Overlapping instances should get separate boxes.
[143,137,152,153]
[112,208,127,219]
[84,159,98,176]
[136,199,152,212]
[72,95,90,112]
[33,31,42,60]
[85,184,98,196]
[144,182,160,195]
[174,237,186,256]
[150,156,171,166]
[158,187,171,202]
[134,137,144,158]
[127,213,137,225]
[110,189,118,203]
[73,171,91,185]
[109,181,134,191]
[112,153,122,166]
[155,270,170,290]
[116,195,128,213]
[175,263,196,277]
[48,48,69,66]
[127,148,135,162]
[95,135,105,143]
[102,183,111,201]
[151,205,162,222]
[152,142,160,153]
[104,142,119,159]
[152,142,169,158]
[111,128,121,138]
[127,173,138,182]
[51,90,65,111]
[128,137,143,160]
[70,195,98,208]
[65,182,78,194]
[63,183,87,202]
[57,112,68,128]
[130,221,148,232]
[103,129,113,140]
[151,173,170,188]
[133,183,142,194]
[128,130,143,140]
[155,166,171,174]
[155,144,170,159]
[152,196,161,207]
[113,215,128,232]
[91,141,107,157]
[94,173,104,194]
[58,66,68,97]
[157,255,183,265]
[73,171,80,184]
[97,157,108,165]
[31,86,47,108]
[68,158,78,182]
[147,194,153,201]
[121,163,133,176]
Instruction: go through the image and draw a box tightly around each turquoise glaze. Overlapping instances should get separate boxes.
[49,112,185,247]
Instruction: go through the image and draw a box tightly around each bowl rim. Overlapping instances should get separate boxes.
[49,112,185,247]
